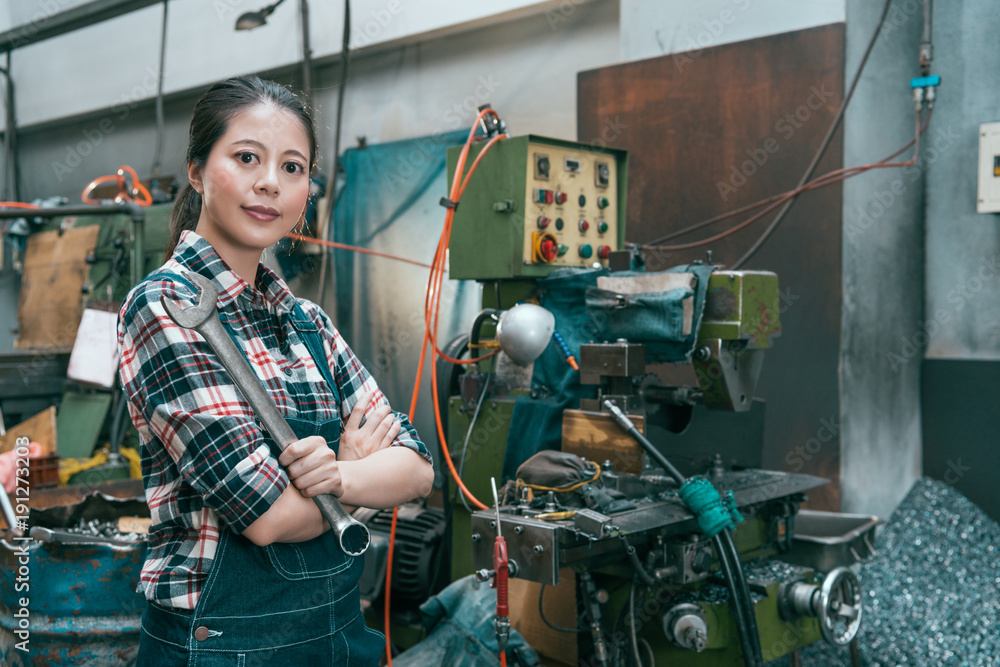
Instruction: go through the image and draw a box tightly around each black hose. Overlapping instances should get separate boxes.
[605,398,763,665]
[628,577,643,667]
[469,308,501,350]
[621,534,656,587]
[732,0,895,269]
[721,529,763,664]
[538,584,584,633]
[714,533,758,666]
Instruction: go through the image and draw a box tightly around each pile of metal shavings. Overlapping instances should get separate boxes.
[59,517,146,542]
[742,558,809,586]
[771,477,1000,666]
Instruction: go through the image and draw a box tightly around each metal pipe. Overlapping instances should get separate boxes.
[0,483,19,535]
[0,203,142,219]
[920,0,933,74]
[603,399,685,485]
[0,0,164,53]
[299,0,312,101]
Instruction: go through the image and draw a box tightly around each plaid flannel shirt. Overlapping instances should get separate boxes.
[117,230,429,609]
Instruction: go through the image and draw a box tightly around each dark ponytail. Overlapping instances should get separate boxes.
[164,75,318,259]
[165,185,203,258]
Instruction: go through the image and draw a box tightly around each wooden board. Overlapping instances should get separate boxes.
[578,24,845,510]
[562,409,645,475]
[0,406,56,454]
[16,226,101,349]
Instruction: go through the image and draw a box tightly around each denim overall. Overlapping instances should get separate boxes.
[136,276,384,666]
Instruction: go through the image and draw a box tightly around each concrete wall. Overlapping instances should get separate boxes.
[839,0,926,518]
[619,0,843,62]
[924,2,1000,358]
[0,0,594,128]
[920,0,1000,520]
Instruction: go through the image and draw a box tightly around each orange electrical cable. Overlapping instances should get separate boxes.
[388,111,506,667]
[384,505,399,664]
[0,202,40,210]
[82,165,153,206]
[284,233,434,269]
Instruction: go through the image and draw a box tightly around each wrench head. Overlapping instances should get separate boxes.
[159,271,219,329]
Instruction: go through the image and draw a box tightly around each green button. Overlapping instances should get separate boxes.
[558,244,569,256]
[578,244,593,259]
[597,221,609,234]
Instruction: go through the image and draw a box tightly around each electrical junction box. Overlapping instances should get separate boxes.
[446,135,627,280]
[977,122,1000,213]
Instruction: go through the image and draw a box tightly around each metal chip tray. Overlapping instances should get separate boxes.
[785,510,883,572]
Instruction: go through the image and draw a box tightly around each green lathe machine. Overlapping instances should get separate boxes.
[441,132,875,666]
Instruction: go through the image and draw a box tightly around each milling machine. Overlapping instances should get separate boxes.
[438,130,874,666]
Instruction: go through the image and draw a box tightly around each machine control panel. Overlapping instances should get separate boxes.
[446,134,627,280]
[523,141,620,269]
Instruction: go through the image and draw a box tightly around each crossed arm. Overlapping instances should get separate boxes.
[242,392,434,546]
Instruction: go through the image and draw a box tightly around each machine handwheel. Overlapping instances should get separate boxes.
[816,567,863,646]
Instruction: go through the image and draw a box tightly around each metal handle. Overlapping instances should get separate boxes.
[199,317,370,556]
[0,484,20,535]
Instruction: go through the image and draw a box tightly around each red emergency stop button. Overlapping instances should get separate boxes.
[532,232,560,264]
[539,237,558,261]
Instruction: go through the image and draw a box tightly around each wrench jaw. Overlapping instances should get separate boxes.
[160,271,220,330]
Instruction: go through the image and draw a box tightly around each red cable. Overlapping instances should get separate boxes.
[639,111,927,252]
[384,506,399,665]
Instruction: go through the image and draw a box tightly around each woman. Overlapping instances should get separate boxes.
[117,75,433,666]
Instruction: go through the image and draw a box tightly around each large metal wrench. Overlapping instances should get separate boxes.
[160,271,370,556]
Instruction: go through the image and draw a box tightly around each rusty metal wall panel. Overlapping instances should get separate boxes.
[578,24,845,509]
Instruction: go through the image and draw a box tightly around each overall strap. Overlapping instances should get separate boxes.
[287,302,340,404]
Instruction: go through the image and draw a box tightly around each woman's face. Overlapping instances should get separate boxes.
[190,103,311,266]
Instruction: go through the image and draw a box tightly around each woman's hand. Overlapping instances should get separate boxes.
[279,436,343,498]
[338,390,401,462]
